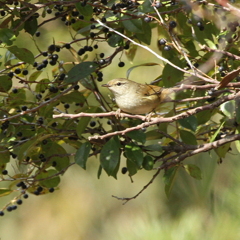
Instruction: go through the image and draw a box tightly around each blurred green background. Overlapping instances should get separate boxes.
[1,5,240,240]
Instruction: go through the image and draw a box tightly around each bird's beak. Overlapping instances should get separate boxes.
[102,83,109,87]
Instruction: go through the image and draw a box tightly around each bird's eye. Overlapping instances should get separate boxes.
[116,82,122,86]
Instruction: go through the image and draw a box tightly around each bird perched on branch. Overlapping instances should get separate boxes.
[102,78,182,114]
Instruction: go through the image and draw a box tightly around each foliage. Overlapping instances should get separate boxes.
[0,0,240,212]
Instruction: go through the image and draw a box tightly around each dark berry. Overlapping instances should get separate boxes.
[158,38,166,45]
[7,206,13,212]
[8,72,14,78]
[14,68,21,74]
[64,103,70,109]
[42,51,48,57]
[34,190,40,195]
[49,188,55,193]
[49,86,58,93]
[12,88,18,94]
[78,48,85,56]
[164,45,172,51]
[51,122,57,127]
[79,15,84,20]
[124,44,130,49]
[22,69,28,75]
[74,85,80,90]
[97,72,103,77]
[144,16,151,22]
[35,31,40,37]
[23,194,28,199]
[169,20,177,28]
[64,43,71,49]
[52,161,57,167]
[42,139,48,145]
[48,44,56,53]
[37,186,43,192]
[72,10,79,17]
[16,199,22,205]
[118,62,125,67]
[0,10,6,16]
[90,121,96,127]
[16,132,23,137]
[58,73,66,80]
[93,44,98,49]
[121,167,128,174]
[0,211,4,216]
[90,24,96,29]
[37,117,44,124]
[46,8,52,14]
[21,106,27,111]
[218,66,225,72]
[99,53,105,58]
[90,32,96,38]
[2,170,8,175]
[99,59,105,65]
[12,205,17,210]
[155,1,162,8]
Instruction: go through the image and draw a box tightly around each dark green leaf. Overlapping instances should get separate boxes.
[142,155,154,170]
[135,20,152,45]
[24,17,38,36]
[220,100,235,119]
[29,71,42,82]
[178,115,198,132]
[121,15,143,33]
[60,91,86,104]
[180,130,197,145]
[126,130,146,144]
[183,164,202,180]
[75,2,93,16]
[0,151,10,164]
[144,144,162,152]
[0,75,12,92]
[163,166,179,198]
[75,142,91,169]
[36,169,61,188]
[162,61,184,87]
[64,62,98,84]
[127,158,138,176]
[76,107,100,137]
[0,188,13,197]
[108,34,124,48]
[0,28,16,45]
[7,46,35,64]
[124,143,143,168]
[100,136,120,178]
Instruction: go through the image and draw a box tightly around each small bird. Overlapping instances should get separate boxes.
[102,78,181,114]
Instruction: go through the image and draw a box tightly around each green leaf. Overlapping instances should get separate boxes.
[28,71,42,82]
[139,0,154,13]
[178,115,198,132]
[75,142,91,169]
[135,20,152,45]
[183,164,202,180]
[41,141,70,172]
[121,15,143,33]
[64,62,98,84]
[210,121,224,142]
[0,28,16,45]
[142,155,154,170]
[24,17,38,36]
[144,144,162,152]
[162,61,184,87]
[36,169,61,188]
[214,143,231,158]
[108,34,124,47]
[100,136,120,178]
[0,151,10,164]
[220,100,235,119]
[235,98,240,124]
[0,188,13,197]
[0,75,12,92]
[163,166,179,198]
[7,46,35,64]
[127,158,138,176]
[124,143,143,168]
[76,106,100,137]
[126,130,146,144]
[180,130,197,145]
[75,2,93,16]
[60,91,86,104]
